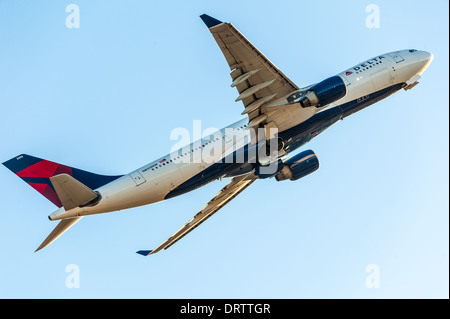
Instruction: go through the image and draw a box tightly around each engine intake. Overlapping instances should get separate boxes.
[275,150,320,181]
[300,76,347,108]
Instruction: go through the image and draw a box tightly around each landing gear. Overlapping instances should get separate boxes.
[264,137,284,156]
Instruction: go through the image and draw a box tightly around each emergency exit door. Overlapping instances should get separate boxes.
[130,171,146,186]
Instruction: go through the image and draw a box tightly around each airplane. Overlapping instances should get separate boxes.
[3,14,433,256]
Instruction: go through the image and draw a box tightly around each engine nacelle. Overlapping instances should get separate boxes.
[299,76,347,108]
[275,150,320,181]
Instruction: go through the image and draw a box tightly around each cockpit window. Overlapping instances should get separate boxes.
[409,49,417,52]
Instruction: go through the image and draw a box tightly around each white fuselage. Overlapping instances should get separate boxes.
[49,49,433,221]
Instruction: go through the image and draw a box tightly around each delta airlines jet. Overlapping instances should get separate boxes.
[3,14,433,255]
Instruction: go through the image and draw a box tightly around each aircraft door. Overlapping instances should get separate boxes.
[390,53,404,63]
[130,171,146,186]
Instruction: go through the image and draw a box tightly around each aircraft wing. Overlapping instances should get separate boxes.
[137,172,257,256]
[200,14,318,134]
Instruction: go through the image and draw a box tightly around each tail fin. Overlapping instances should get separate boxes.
[3,154,123,207]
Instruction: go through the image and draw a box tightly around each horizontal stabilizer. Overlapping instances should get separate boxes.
[35,217,82,252]
[50,174,99,211]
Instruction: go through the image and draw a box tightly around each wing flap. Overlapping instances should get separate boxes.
[201,14,318,135]
[208,21,298,107]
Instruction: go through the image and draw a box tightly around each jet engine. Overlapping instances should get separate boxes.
[299,76,347,108]
[275,150,320,181]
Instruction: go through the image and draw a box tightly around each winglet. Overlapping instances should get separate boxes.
[136,250,153,256]
[200,14,223,28]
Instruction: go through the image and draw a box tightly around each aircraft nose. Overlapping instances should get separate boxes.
[422,51,433,63]
[410,50,433,75]
[418,50,433,69]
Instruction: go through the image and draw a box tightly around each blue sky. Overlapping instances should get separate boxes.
[0,0,448,298]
